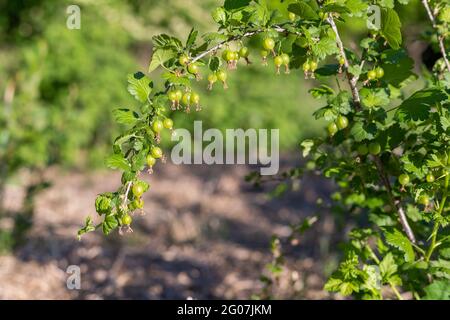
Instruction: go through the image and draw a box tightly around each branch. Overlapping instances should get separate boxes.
[327,14,417,244]
[190,25,298,64]
[327,16,362,110]
[421,0,450,72]
[373,157,417,244]
[121,181,132,210]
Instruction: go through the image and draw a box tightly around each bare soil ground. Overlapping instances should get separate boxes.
[0,162,339,300]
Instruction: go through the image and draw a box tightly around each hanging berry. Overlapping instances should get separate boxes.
[207,73,218,90]
[281,53,290,74]
[274,55,283,74]
[260,50,269,66]
[216,69,228,89]
[190,92,201,111]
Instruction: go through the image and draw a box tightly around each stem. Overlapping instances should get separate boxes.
[425,172,449,261]
[190,24,299,64]
[122,181,133,209]
[327,15,362,110]
[366,245,402,300]
[421,0,450,72]
[327,14,417,244]
[373,156,417,244]
[390,284,403,300]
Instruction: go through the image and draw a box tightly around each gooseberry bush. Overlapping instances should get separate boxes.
[78,0,450,299]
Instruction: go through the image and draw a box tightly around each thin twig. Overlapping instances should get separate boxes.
[421,0,450,72]
[327,14,417,244]
[327,15,362,110]
[190,25,298,64]
[373,156,417,244]
[122,181,132,209]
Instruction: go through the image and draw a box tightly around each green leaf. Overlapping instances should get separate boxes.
[95,194,112,215]
[77,217,96,240]
[148,49,177,73]
[315,64,340,77]
[224,0,251,11]
[440,115,450,131]
[209,56,221,72]
[309,85,335,99]
[132,148,149,171]
[350,121,377,142]
[127,72,153,102]
[152,34,183,50]
[345,0,368,17]
[312,37,339,60]
[384,228,415,262]
[105,153,131,171]
[380,49,416,87]
[186,28,198,48]
[203,32,228,44]
[300,139,314,157]
[360,88,390,109]
[112,109,139,126]
[161,72,191,86]
[396,88,447,121]
[322,3,351,14]
[379,252,398,282]
[102,215,119,235]
[423,280,450,300]
[212,7,227,24]
[288,2,319,20]
[380,8,402,49]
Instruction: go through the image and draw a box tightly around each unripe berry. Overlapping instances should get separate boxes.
[222,49,231,61]
[357,145,369,155]
[216,69,228,89]
[152,120,164,133]
[132,183,145,197]
[175,90,183,101]
[190,92,200,105]
[274,55,283,67]
[208,73,218,83]
[146,154,156,167]
[398,174,410,186]
[179,54,189,66]
[369,142,381,155]
[182,92,191,106]
[263,37,275,50]
[187,63,199,75]
[327,122,338,136]
[375,67,384,79]
[281,53,290,65]
[168,90,179,102]
[163,118,173,130]
[151,146,163,159]
[288,12,296,21]
[336,115,349,130]
[134,198,144,209]
[418,195,430,206]
[239,47,249,58]
[367,70,377,80]
[426,173,435,183]
[303,61,311,72]
[122,214,132,225]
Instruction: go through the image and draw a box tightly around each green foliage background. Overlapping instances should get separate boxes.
[0,0,323,181]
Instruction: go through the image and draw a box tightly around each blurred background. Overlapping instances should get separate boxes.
[0,0,432,299]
